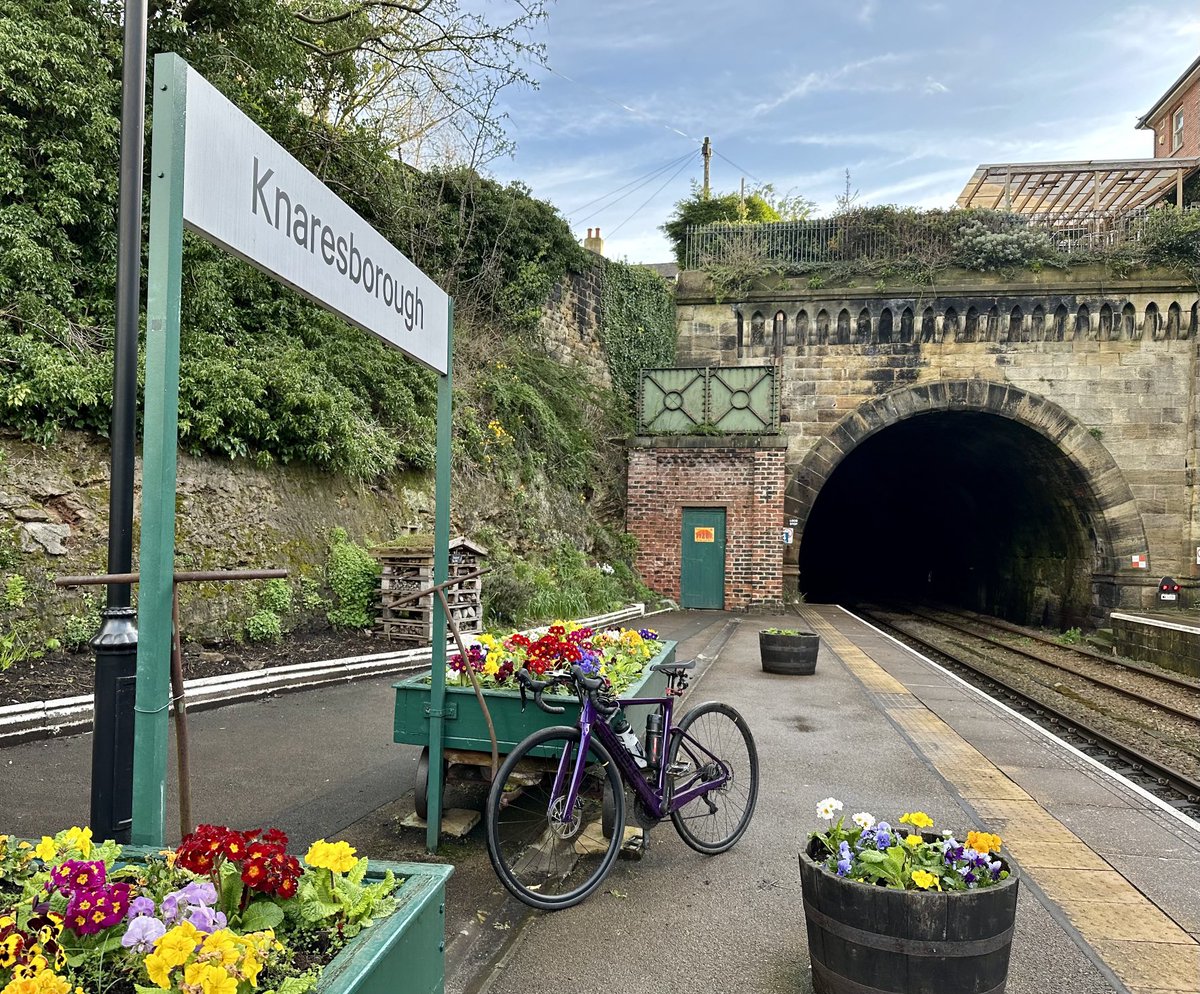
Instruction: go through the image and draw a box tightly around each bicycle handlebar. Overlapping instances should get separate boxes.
[517,664,609,714]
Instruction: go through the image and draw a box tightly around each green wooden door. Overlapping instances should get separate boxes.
[680,508,725,609]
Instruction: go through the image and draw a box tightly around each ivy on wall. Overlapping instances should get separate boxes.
[598,260,676,403]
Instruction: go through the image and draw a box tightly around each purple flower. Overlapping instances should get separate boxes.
[579,650,600,675]
[159,890,184,925]
[874,823,893,849]
[52,860,106,895]
[121,915,166,953]
[185,905,227,934]
[836,857,852,876]
[128,896,157,919]
[638,629,658,640]
[179,881,218,906]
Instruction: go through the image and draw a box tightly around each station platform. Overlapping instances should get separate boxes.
[477,605,1200,994]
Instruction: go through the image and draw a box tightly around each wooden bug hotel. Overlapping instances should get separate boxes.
[374,535,486,645]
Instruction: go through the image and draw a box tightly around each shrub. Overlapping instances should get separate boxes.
[325,528,380,629]
[244,609,283,643]
[257,578,293,615]
[61,593,103,651]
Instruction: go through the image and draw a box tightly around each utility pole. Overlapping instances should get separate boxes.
[701,136,712,198]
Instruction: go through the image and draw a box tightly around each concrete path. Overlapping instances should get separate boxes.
[469,612,1120,994]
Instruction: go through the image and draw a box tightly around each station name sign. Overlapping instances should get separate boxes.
[180,65,449,374]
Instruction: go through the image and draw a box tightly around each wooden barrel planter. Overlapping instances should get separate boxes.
[759,630,820,675]
[799,837,1019,994]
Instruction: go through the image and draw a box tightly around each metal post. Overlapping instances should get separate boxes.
[426,301,454,852]
[89,608,138,841]
[90,0,147,844]
[132,53,188,846]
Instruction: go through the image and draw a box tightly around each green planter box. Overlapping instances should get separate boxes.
[320,861,453,994]
[393,639,677,757]
[116,850,453,994]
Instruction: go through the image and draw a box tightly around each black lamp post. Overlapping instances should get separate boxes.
[91,0,148,843]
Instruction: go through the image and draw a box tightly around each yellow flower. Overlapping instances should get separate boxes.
[143,953,174,990]
[904,834,923,847]
[305,839,357,873]
[157,922,201,968]
[63,827,92,858]
[911,869,939,890]
[242,950,263,986]
[200,931,241,966]
[899,812,934,830]
[966,831,1002,854]
[34,838,56,862]
[197,964,238,994]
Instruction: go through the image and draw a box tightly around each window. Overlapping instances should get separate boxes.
[1174,108,1184,151]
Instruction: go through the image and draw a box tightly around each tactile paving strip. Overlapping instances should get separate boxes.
[799,607,1200,994]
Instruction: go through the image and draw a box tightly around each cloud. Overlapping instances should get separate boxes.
[922,77,949,95]
[857,1,878,24]
[751,54,911,116]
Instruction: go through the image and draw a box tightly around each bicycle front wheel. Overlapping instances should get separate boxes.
[667,701,759,854]
[485,726,625,911]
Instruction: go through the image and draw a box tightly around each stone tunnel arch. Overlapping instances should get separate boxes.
[787,380,1147,626]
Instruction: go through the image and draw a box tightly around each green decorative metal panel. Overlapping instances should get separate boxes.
[639,366,777,434]
[680,508,725,609]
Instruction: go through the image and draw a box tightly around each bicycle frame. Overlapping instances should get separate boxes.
[549,691,728,825]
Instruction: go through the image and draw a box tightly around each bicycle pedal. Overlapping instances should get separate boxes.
[619,833,646,861]
[666,760,691,778]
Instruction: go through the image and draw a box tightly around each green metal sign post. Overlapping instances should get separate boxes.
[132,56,187,843]
[426,302,453,852]
[132,53,453,846]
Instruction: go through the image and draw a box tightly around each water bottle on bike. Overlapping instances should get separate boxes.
[609,711,647,768]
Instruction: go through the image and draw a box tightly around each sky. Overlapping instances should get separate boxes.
[487,0,1200,264]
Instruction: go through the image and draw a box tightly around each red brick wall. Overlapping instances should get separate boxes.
[627,445,786,609]
[1151,75,1200,158]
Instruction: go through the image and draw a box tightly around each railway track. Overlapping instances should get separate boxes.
[859,607,1200,815]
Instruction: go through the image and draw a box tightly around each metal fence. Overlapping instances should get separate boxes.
[681,205,1199,272]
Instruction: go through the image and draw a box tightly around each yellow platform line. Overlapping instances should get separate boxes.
[799,608,1200,994]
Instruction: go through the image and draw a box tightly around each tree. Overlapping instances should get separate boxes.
[661,181,814,266]
[286,0,549,166]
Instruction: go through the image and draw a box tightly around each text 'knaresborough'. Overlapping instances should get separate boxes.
[252,156,424,333]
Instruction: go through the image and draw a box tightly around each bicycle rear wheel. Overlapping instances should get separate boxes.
[667,701,759,854]
[485,726,625,911]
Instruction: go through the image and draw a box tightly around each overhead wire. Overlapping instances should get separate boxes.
[606,155,695,238]
[566,149,696,217]
[712,149,764,187]
[543,65,704,144]
[570,150,698,225]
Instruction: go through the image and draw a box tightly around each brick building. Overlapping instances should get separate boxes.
[627,438,787,611]
[1137,53,1200,159]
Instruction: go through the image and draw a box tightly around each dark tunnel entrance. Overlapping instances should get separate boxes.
[796,411,1100,627]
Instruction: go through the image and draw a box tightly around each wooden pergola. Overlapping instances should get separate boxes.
[956,158,1200,216]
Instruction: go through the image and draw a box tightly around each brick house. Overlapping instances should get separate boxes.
[1137,53,1200,159]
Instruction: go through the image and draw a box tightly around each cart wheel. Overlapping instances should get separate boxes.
[414,747,447,821]
[602,781,617,840]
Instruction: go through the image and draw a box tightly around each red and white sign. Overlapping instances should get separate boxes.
[1131,554,1148,569]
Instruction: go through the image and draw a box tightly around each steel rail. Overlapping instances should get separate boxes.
[905,607,1200,724]
[862,611,1200,806]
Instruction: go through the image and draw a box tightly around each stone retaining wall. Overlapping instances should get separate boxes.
[1111,612,1200,677]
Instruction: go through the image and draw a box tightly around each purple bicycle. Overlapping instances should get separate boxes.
[484,657,759,910]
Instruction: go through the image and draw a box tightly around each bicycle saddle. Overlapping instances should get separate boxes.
[650,658,696,674]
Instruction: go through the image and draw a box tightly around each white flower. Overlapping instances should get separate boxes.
[852,812,875,830]
[816,797,844,820]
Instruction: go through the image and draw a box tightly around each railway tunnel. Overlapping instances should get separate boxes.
[796,410,1102,628]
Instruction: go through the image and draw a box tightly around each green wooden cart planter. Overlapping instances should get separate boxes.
[394,640,677,817]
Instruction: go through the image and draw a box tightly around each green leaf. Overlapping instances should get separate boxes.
[240,899,285,932]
